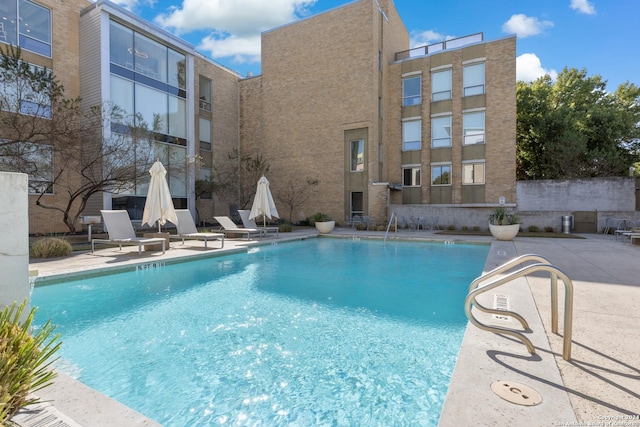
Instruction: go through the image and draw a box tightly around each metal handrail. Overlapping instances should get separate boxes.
[384,212,398,241]
[468,254,557,331]
[465,261,574,360]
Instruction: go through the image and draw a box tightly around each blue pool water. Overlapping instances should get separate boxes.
[32,238,489,426]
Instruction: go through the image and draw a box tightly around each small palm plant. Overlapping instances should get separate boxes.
[0,300,61,424]
[489,206,520,225]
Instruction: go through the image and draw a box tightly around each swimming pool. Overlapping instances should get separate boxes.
[32,238,489,426]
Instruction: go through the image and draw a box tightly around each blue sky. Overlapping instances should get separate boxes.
[114,0,638,90]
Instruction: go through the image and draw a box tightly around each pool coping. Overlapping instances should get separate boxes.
[25,230,577,426]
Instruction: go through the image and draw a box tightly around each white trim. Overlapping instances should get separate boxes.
[401,116,421,122]
[462,107,486,113]
[430,111,452,118]
[431,161,452,166]
[431,64,452,72]
[462,159,486,164]
[401,163,421,168]
[462,57,486,65]
[401,70,422,77]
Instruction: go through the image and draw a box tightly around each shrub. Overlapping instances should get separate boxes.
[30,237,72,258]
[0,300,61,424]
[544,226,554,233]
[307,212,333,225]
[278,222,293,232]
[447,225,456,230]
[528,225,539,232]
[376,225,386,231]
[461,226,469,231]
[472,226,480,232]
[355,222,367,231]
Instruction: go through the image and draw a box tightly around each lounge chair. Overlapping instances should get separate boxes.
[238,210,279,238]
[171,210,224,249]
[92,210,165,255]
[213,216,263,240]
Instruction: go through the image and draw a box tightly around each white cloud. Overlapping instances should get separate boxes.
[502,14,554,38]
[409,30,455,49]
[570,0,596,15]
[516,53,558,82]
[154,0,316,65]
[107,0,155,12]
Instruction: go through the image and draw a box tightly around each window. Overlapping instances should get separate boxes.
[199,117,212,151]
[463,63,485,96]
[0,62,52,118]
[199,76,212,111]
[463,162,485,184]
[198,167,212,199]
[431,116,451,148]
[350,139,364,171]
[402,166,421,187]
[431,164,451,186]
[432,69,451,101]
[0,142,53,193]
[402,119,421,151]
[351,192,363,216]
[463,111,485,145]
[402,76,421,106]
[0,1,52,57]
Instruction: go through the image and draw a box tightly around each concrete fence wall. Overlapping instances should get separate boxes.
[0,172,30,311]
[390,177,639,233]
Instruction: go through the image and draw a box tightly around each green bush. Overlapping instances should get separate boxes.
[447,225,456,230]
[472,226,480,232]
[307,212,333,225]
[528,225,539,232]
[0,300,61,424]
[278,222,293,232]
[30,237,72,258]
[355,223,367,231]
[544,226,554,233]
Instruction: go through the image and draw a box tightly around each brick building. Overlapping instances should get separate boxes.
[0,0,515,234]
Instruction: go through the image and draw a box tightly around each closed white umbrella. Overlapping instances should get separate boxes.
[142,160,178,232]
[249,175,279,227]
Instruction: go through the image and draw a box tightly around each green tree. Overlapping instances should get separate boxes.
[0,46,157,233]
[516,68,640,180]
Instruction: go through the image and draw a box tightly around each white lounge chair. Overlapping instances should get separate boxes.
[92,210,166,255]
[171,210,224,249]
[238,210,279,238]
[214,216,263,240]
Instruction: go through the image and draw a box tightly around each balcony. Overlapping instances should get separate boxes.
[395,33,483,61]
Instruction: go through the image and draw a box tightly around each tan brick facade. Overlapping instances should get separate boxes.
[5,0,516,233]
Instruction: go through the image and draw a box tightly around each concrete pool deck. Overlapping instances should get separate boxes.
[23,228,640,426]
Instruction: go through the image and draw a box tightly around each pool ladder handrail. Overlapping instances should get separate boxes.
[464,254,574,361]
[384,212,398,241]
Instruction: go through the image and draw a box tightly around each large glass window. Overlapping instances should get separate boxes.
[199,75,211,111]
[402,119,421,151]
[350,139,364,171]
[110,75,134,115]
[431,164,451,186]
[199,167,212,199]
[156,142,187,197]
[134,33,167,81]
[402,166,421,187]
[0,2,18,46]
[463,63,485,96]
[0,142,53,193]
[431,116,451,148]
[18,0,51,57]
[1,62,52,118]
[135,85,168,134]
[432,69,452,101]
[463,111,485,145]
[199,117,212,151]
[168,95,186,139]
[463,163,485,184]
[402,76,421,106]
[168,49,186,89]
[109,21,134,69]
[0,1,51,56]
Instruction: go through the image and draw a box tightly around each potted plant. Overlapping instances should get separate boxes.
[309,212,335,234]
[488,207,521,240]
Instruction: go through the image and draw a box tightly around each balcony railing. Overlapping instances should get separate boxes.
[395,33,483,61]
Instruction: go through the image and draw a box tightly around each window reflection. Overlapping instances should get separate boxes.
[0,0,51,57]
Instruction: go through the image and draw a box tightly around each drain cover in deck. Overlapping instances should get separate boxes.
[491,381,542,406]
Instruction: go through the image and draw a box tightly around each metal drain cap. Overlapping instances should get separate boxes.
[491,381,542,406]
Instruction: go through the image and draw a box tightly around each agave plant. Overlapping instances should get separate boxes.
[0,300,61,424]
